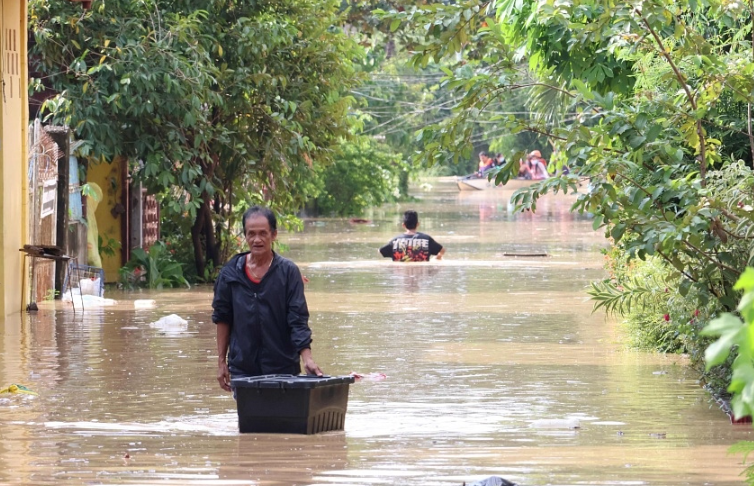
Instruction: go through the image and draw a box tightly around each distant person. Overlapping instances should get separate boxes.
[518,158,531,179]
[212,206,323,393]
[477,151,495,177]
[379,210,445,262]
[528,150,545,166]
[527,150,550,180]
[494,153,506,167]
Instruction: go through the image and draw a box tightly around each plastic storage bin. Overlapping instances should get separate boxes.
[231,374,355,434]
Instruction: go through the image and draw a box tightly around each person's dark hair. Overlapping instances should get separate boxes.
[403,210,419,230]
[479,151,489,158]
[242,205,277,232]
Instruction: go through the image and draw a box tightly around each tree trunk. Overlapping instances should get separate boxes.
[191,201,207,279]
[398,169,409,198]
[202,201,221,271]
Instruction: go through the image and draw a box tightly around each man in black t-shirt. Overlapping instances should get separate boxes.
[379,210,445,262]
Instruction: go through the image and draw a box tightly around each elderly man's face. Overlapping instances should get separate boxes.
[244,214,277,257]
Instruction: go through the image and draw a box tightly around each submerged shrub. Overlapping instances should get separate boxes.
[119,241,190,290]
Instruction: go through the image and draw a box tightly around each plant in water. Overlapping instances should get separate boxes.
[119,241,189,290]
[702,267,754,419]
[702,267,754,483]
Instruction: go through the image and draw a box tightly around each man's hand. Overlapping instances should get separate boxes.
[300,348,323,376]
[217,361,231,391]
[216,322,232,391]
[303,358,323,376]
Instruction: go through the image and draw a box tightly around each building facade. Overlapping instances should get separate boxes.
[1,0,29,315]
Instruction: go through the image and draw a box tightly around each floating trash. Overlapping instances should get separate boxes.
[0,384,38,395]
[149,314,189,335]
[350,372,387,381]
[133,299,156,309]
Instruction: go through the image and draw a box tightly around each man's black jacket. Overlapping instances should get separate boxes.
[212,251,312,376]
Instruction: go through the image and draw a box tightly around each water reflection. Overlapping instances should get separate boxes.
[0,177,751,485]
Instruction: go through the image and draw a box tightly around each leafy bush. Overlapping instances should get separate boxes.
[703,268,754,419]
[119,241,190,290]
[703,268,754,484]
[311,137,404,217]
[591,249,711,352]
[589,240,729,394]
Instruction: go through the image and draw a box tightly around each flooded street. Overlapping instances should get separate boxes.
[1,177,751,485]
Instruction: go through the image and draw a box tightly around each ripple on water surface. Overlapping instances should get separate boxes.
[0,179,751,485]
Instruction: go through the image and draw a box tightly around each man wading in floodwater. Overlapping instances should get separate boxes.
[379,210,446,262]
[212,206,323,392]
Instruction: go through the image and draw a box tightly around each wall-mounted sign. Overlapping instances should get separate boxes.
[40,179,57,218]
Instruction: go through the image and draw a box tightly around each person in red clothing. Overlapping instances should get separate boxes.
[379,210,446,262]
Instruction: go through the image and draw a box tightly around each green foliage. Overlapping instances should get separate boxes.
[702,268,754,420]
[386,0,754,312]
[383,0,754,409]
[590,245,717,353]
[589,274,666,319]
[97,234,120,259]
[119,241,189,290]
[496,0,636,95]
[351,60,473,176]
[312,137,403,216]
[80,183,99,201]
[726,441,754,484]
[591,241,732,396]
[30,0,363,277]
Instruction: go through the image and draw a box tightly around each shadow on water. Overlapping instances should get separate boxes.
[0,177,752,485]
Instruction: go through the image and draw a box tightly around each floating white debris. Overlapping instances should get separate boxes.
[62,289,116,306]
[149,314,188,334]
[79,278,102,297]
[133,299,156,309]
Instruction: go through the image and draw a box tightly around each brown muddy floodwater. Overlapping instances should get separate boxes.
[1,177,752,486]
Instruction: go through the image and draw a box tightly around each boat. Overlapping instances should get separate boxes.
[456,177,540,191]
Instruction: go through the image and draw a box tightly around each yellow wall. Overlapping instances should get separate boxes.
[1,0,29,315]
[87,158,124,282]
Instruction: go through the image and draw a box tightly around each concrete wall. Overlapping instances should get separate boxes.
[1,0,29,315]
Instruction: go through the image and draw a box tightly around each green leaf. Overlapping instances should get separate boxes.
[701,314,744,337]
[592,214,604,230]
[734,267,754,292]
[704,331,740,368]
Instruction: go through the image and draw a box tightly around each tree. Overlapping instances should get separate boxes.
[30,0,362,278]
[312,136,403,216]
[381,0,754,395]
[385,0,754,303]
